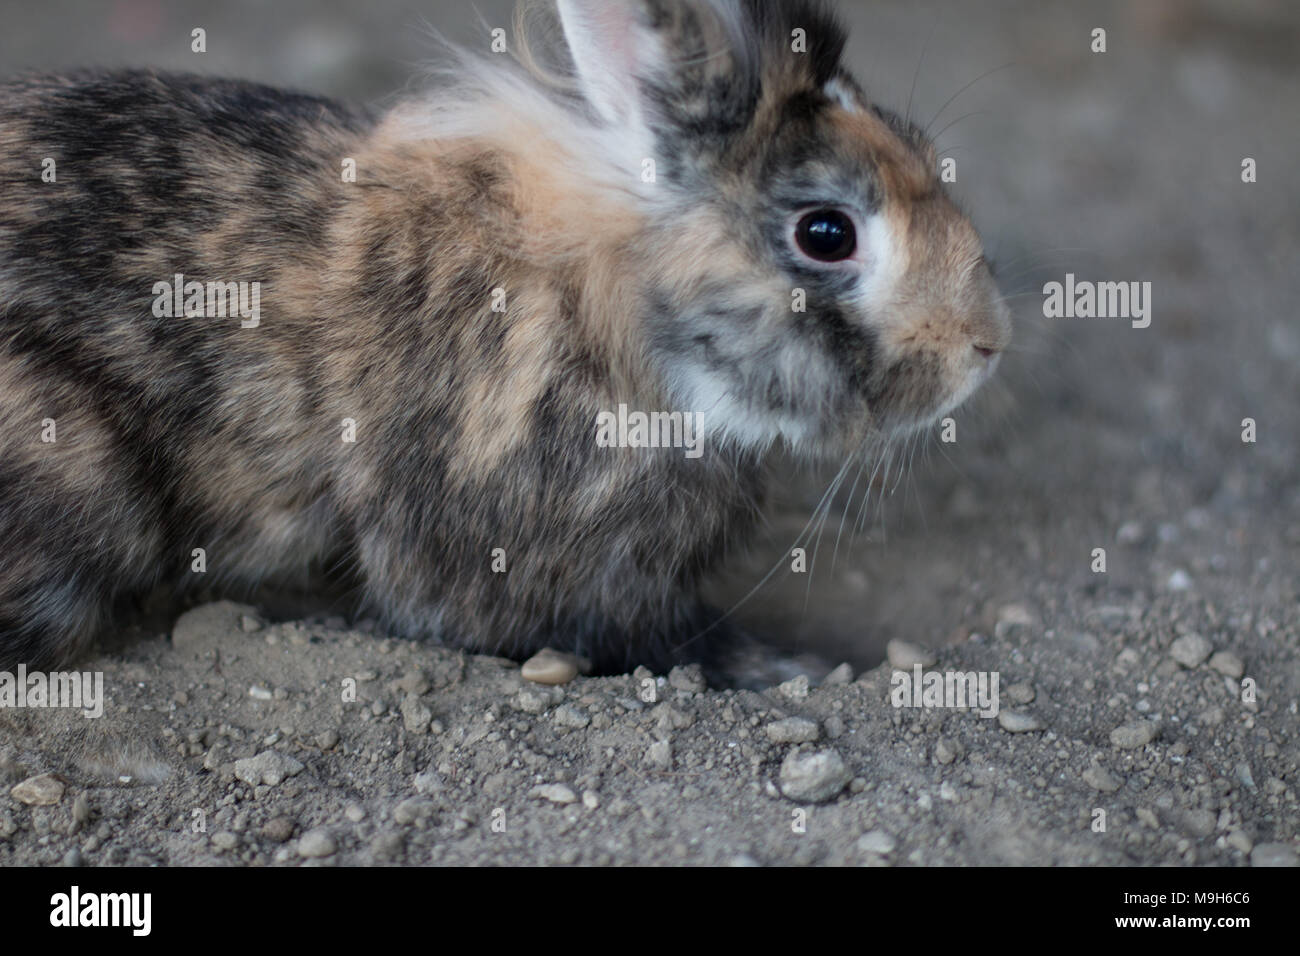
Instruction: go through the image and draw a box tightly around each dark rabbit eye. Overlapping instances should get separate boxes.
[795,209,856,262]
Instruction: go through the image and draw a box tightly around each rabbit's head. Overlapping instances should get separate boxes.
[553,0,1011,456]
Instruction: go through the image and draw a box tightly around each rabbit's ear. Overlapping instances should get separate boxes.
[556,0,666,129]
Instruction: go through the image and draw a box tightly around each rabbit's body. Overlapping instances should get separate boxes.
[0,0,1010,675]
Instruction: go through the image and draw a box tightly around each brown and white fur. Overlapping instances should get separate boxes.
[0,0,1010,677]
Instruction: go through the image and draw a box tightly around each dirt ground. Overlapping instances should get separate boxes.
[0,0,1297,866]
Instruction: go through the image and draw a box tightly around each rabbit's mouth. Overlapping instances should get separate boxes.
[857,311,1009,440]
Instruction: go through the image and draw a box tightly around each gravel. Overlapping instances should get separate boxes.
[297,828,336,859]
[520,649,581,686]
[261,818,295,843]
[531,784,578,805]
[1110,722,1160,750]
[857,830,896,855]
[1082,763,1123,794]
[885,640,937,670]
[997,711,1043,733]
[400,694,433,734]
[1170,634,1214,669]
[233,750,305,788]
[9,774,64,806]
[1249,844,1298,868]
[779,749,852,803]
[1208,651,1245,678]
[765,717,821,744]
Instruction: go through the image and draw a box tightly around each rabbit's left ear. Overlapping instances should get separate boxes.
[555,0,669,130]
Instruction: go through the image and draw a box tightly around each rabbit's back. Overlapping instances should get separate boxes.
[0,72,370,663]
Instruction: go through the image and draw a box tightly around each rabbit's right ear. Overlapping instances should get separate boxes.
[555,0,668,131]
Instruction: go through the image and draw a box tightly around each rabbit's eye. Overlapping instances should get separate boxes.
[795,210,856,262]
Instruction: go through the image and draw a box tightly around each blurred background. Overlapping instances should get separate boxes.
[2,0,1297,667]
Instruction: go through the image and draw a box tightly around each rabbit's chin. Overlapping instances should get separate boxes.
[684,391,975,461]
[795,383,994,459]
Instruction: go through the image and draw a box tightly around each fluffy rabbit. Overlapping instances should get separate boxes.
[0,0,1010,676]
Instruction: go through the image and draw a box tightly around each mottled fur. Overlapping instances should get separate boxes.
[0,0,1009,675]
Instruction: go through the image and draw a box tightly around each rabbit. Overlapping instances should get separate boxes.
[0,0,1010,679]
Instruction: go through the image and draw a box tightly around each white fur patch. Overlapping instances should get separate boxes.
[851,214,906,314]
[667,363,808,453]
[824,77,861,113]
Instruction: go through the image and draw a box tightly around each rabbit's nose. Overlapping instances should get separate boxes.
[970,302,1012,356]
[974,345,1002,376]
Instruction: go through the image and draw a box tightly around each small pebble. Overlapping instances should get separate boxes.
[521,649,580,686]
[1083,763,1122,793]
[1007,682,1036,704]
[1181,810,1216,839]
[297,828,336,858]
[655,704,694,732]
[413,770,444,795]
[886,640,936,670]
[1166,569,1194,591]
[1250,843,1298,867]
[1226,831,1253,854]
[779,749,851,803]
[934,738,959,765]
[211,831,238,851]
[248,685,273,701]
[668,665,707,694]
[1169,633,1212,668]
[371,831,405,861]
[822,663,854,686]
[393,798,434,826]
[777,675,810,700]
[531,783,577,804]
[345,804,366,823]
[395,671,430,696]
[261,817,295,843]
[516,685,561,714]
[765,717,820,744]
[554,704,591,729]
[1199,707,1225,727]
[400,694,433,734]
[233,750,304,788]
[994,603,1037,638]
[10,774,64,806]
[61,848,83,867]
[997,711,1043,733]
[1208,651,1244,678]
[1110,721,1159,750]
[645,739,673,770]
[1116,521,1144,545]
[857,829,896,855]
[171,602,259,651]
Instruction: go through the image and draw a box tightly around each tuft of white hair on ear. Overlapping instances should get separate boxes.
[555,0,664,130]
